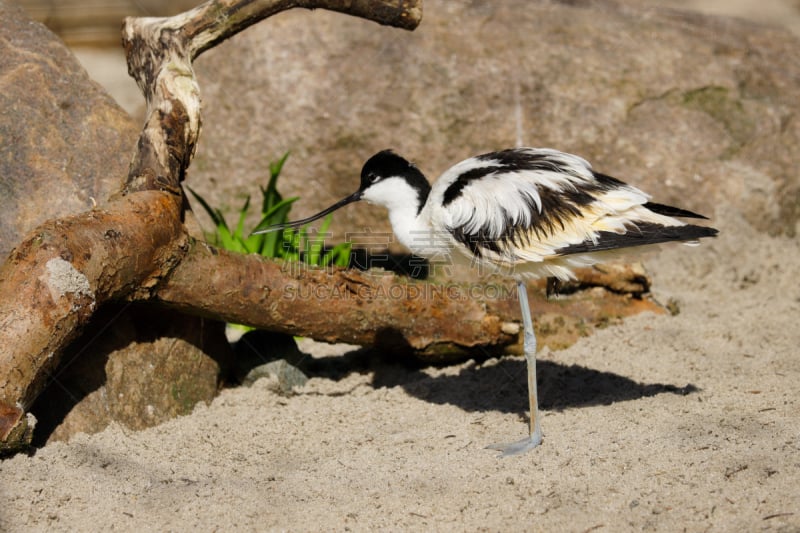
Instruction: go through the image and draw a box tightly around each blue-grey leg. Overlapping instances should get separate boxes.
[486,279,543,456]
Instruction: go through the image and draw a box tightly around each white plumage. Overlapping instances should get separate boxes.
[255,147,718,456]
[360,148,714,281]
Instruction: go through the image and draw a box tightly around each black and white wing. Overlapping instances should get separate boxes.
[427,148,717,280]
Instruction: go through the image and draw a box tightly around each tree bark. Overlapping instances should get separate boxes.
[0,0,421,452]
[154,240,521,355]
[153,243,662,359]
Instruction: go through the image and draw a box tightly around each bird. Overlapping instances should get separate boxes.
[254,147,719,456]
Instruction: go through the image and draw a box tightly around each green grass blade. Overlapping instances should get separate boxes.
[187,186,223,227]
[306,215,332,266]
[213,208,230,234]
[329,241,352,267]
[234,195,251,240]
[217,224,242,252]
[270,151,290,182]
[244,229,265,254]
[281,228,301,261]
[262,151,290,213]
[251,198,298,233]
[261,196,299,222]
[260,182,282,214]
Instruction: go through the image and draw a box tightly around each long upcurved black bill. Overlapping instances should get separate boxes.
[251,191,362,235]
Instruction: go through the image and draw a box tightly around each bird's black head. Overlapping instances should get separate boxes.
[250,150,431,236]
[359,150,431,212]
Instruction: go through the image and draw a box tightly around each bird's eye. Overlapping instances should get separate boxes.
[368,173,380,184]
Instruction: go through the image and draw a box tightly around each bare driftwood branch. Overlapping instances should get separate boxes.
[154,241,520,355]
[0,0,421,451]
[152,241,663,358]
[0,194,185,406]
[120,0,421,195]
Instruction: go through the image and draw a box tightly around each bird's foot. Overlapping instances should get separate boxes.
[485,429,543,457]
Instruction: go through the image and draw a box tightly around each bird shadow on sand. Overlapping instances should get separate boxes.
[307,348,697,415]
[302,254,696,413]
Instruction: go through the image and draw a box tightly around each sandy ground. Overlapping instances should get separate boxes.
[1,207,798,530]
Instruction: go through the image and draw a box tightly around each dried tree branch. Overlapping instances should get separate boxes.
[151,241,661,358]
[0,0,421,451]
[0,194,184,400]
[121,0,421,195]
[153,241,520,356]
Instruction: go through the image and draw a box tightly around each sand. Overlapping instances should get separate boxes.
[1,204,798,531]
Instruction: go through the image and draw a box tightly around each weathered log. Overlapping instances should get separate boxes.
[153,241,663,358]
[0,193,185,409]
[0,0,421,452]
[155,240,519,354]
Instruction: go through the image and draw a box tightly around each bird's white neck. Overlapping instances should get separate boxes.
[387,204,437,256]
[360,176,440,258]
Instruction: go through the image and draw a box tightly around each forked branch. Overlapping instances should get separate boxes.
[0,0,421,452]
[121,0,421,194]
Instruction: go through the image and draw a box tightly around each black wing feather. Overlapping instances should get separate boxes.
[556,222,718,255]
[643,202,709,220]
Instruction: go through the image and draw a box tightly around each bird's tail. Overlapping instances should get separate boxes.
[556,222,718,255]
[643,202,709,220]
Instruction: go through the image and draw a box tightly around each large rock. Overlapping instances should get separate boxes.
[34,307,231,444]
[0,1,137,259]
[191,0,800,239]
